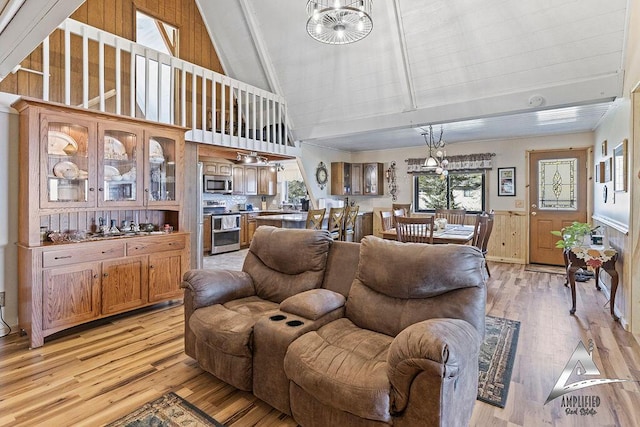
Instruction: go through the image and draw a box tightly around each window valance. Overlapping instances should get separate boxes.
[405,153,495,173]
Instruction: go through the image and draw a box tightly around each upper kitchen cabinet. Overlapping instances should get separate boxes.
[331,162,372,196]
[331,162,352,195]
[203,162,232,176]
[363,163,384,196]
[244,166,258,196]
[258,167,277,196]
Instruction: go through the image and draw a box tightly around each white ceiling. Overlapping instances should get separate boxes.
[197,0,629,151]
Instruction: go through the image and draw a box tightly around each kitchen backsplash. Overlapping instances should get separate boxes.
[202,193,280,210]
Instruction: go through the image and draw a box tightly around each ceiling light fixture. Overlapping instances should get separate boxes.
[422,125,449,178]
[306,0,373,45]
[236,151,268,164]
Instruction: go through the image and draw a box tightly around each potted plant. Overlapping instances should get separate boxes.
[550,222,598,249]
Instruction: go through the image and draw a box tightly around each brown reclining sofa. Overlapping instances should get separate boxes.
[182,226,487,426]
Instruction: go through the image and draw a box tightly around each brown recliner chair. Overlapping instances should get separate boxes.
[283,237,486,427]
[181,226,333,391]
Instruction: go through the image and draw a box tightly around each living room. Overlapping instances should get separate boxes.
[1,0,640,426]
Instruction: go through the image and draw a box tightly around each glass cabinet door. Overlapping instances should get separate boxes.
[145,132,179,206]
[97,124,144,207]
[41,115,96,208]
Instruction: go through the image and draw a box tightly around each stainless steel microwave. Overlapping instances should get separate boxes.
[204,175,233,194]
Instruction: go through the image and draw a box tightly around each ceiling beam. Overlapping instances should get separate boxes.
[388,0,417,111]
[294,72,623,141]
[0,0,84,80]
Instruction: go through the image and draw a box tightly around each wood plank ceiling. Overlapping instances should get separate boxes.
[197,0,628,151]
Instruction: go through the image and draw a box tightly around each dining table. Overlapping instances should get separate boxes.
[381,224,476,244]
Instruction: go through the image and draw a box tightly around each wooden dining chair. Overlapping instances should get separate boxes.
[379,210,394,232]
[392,203,412,217]
[435,208,467,225]
[305,208,326,230]
[472,211,494,276]
[342,205,359,242]
[327,207,345,240]
[395,216,435,244]
[392,208,406,227]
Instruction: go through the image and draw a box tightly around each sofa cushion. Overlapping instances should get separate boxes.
[244,227,333,302]
[356,236,485,298]
[189,296,279,357]
[346,236,487,336]
[284,318,393,423]
[280,289,345,320]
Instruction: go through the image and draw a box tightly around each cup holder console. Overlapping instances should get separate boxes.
[286,320,304,327]
[269,314,287,321]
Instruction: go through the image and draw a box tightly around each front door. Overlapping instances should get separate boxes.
[529,149,588,265]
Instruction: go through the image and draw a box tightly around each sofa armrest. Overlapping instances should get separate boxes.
[181,269,255,310]
[387,318,480,412]
[280,289,346,320]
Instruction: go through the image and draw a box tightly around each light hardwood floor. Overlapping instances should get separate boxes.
[1,260,640,426]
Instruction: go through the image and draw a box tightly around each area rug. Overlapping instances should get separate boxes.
[477,315,521,408]
[524,263,566,275]
[106,392,225,427]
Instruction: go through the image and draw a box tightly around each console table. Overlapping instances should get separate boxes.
[563,246,618,320]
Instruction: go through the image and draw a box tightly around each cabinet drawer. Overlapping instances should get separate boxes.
[127,235,186,255]
[43,242,125,268]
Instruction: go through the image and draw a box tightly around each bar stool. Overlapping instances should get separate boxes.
[305,208,326,230]
[327,207,345,240]
[341,205,359,242]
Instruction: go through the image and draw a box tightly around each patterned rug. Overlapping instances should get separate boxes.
[477,315,521,408]
[106,392,224,427]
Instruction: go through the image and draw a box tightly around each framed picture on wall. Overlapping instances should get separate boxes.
[613,139,628,192]
[498,167,516,196]
[604,157,612,182]
[601,140,608,157]
[595,161,605,183]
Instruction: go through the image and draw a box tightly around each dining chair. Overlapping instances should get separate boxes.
[305,208,326,230]
[395,216,435,244]
[392,208,407,227]
[327,207,345,240]
[435,208,467,225]
[472,211,494,276]
[341,205,359,242]
[392,203,412,217]
[379,210,394,232]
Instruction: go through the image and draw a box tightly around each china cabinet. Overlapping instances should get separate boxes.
[13,98,189,348]
[363,163,384,196]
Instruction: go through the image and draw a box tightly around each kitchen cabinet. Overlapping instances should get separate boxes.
[355,212,374,242]
[259,167,277,195]
[240,214,249,248]
[363,163,384,196]
[351,163,363,195]
[203,162,232,176]
[13,98,189,349]
[232,166,245,195]
[331,162,352,195]
[244,166,258,195]
[247,213,258,244]
[203,215,212,253]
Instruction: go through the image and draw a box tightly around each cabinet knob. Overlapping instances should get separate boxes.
[98,188,104,192]
[150,265,154,269]
[93,274,98,279]
[103,272,109,277]
[89,187,95,192]
[144,189,149,193]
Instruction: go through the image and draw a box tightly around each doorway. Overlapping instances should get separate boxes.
[529,149,589,265]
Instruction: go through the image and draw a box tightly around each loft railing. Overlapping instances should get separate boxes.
[34,19,296,155]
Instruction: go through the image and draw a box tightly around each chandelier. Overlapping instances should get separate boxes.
[422,125,449,177]
[237,151,268,164]
[306,0,373,45]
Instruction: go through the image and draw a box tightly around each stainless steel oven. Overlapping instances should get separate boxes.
[211,214,241,254]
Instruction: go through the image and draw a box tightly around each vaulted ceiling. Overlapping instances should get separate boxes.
[197,0,629,151]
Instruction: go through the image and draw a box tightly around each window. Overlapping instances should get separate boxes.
[285,180,307,204]
[135,11,178,123]
[414,171,486,213]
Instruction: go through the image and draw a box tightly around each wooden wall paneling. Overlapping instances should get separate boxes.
[486,210,526,264]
